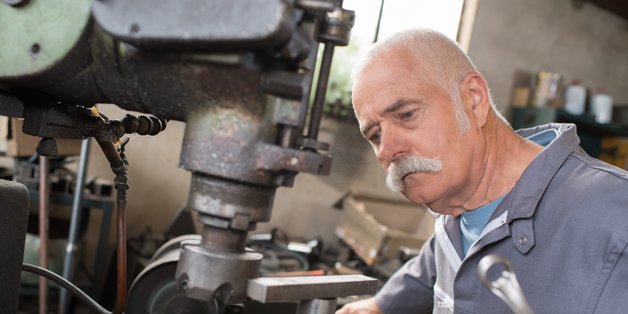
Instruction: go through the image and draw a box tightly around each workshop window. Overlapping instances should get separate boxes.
[322,0,468,119]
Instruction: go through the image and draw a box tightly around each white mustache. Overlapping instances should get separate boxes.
[386,155,443,192]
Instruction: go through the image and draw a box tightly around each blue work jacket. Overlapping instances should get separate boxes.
[375,123,628,314]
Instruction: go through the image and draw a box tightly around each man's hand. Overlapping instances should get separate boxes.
[336,297,383,314]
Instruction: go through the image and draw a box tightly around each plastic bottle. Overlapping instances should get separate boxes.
[564,79,586,115]
[590,87,613,124]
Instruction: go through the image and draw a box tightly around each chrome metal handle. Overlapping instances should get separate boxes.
[477,254,534,314]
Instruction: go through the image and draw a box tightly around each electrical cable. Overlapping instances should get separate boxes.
[22,263,110,314]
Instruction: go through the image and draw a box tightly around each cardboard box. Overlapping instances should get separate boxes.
[334,192,435,266]
[0,117,82,157]
[599,136,628,170]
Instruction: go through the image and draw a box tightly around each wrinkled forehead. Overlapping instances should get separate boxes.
[351,52,430,119]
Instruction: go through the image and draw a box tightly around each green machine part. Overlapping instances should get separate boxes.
[0,0,91,79]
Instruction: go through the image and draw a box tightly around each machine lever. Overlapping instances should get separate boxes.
[477,254,534,314]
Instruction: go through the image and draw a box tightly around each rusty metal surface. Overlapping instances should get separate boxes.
[255,143,332,176]
[187,174,275,226]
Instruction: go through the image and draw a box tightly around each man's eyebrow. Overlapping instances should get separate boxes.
[360,122,377,138]
[359,99,417,137]
[383,99,413,115]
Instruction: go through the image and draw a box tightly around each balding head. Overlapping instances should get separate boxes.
[352,29,506,131]
[352,28,477,91]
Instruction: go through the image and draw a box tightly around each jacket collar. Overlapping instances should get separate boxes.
[498,123,581,222]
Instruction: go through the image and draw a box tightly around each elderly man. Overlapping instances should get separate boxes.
[337,29,628,313]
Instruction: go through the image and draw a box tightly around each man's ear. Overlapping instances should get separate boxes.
[461,71,490,127]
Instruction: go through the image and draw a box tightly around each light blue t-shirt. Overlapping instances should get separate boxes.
[460,195,506,255]
[460,128,559,256]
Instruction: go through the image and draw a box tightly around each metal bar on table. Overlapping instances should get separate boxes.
[38,155,50,314]
[247,275,377,303]
[59,138,91,314]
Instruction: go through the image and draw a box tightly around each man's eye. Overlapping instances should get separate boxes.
[399,110,416,121]
[369,131,381,144]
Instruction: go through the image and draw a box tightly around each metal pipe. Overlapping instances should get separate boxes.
[59,138,92,314]
[38,155,50,314]
[298,24,320,129]
[373,0,385,43]
[307,43,335,140]
[96,140,128,314]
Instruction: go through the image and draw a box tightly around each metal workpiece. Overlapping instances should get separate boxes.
[92,0,296,50]
[247,275,378,303]
[478,254,534,314]
[188,174,275,229]
[175,242,263,304]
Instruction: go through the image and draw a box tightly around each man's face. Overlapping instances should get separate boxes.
[352,49,481,215]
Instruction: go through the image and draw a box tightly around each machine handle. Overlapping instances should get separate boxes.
[477,254,534,314]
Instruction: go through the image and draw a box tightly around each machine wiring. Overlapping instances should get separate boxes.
[21,263,112,314]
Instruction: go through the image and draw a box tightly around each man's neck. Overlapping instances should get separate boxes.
[460,116,543,211]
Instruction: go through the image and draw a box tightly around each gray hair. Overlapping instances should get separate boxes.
[351,28,508,130]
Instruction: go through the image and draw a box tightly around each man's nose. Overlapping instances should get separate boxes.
[378,127,407,164]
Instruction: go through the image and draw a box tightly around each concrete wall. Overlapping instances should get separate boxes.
[468,0,628,115]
